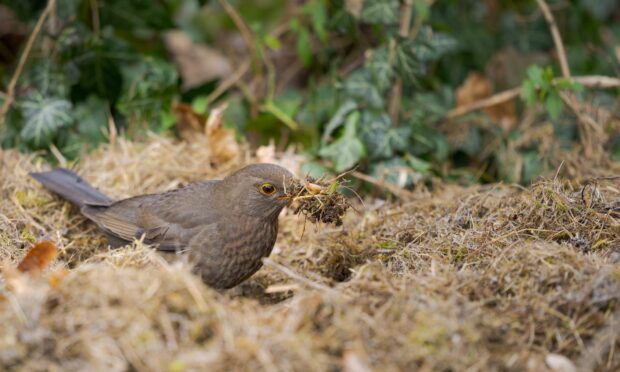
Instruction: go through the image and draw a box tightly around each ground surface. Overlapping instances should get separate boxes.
[1,135,620,371]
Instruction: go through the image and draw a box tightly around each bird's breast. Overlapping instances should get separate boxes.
[196,216,279,288]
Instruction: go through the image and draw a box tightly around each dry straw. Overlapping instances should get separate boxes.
[1,133,620,371]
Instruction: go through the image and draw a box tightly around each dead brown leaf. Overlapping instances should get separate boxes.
[17,240,58,274]
[164,30,233,91]
[456,71,517,127]
[174,103,205,141]
[205,103,240,164]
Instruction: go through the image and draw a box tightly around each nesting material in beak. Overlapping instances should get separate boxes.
[284,176,351,226]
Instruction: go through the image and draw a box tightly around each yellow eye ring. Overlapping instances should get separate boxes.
[259,183,277,195]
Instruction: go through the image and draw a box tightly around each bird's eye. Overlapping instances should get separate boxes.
[259,183,277,195]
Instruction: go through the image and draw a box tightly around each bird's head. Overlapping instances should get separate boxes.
[217,163,297,219]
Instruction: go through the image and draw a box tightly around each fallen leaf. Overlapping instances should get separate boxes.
[345,0,363,18]
[174,103,206,142]
[456,71,517,127]
[256,141,305,177]
[205,103,240,164]
[17,240,58,275]
[173,102,240,164]
[48,268,70,288]
[164,30,232,91]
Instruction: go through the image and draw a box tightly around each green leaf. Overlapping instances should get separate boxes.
[521,80,537,106]
[359,111,394,159]
[62,30,128,102]
[73,96,109,144]
[319,111,365,171]
[296,27,313,67]
[406,154,432,173]
[395,39,423,84]
[191,96,209,115]
[263,35,281,51]
[361,0,399,25]
[526,65,544,86]
[117,58,178,128]
[545,91,563,119]
[414,28,458,62]
[342,70,383,108]
[20,95,74,148]
[260,101,300,130]
[413,0,430,21]
[370,157,417,187]
[322,100,358,142]
[301,161,330,179]
[304,0,328,43]
[366,48,393,92]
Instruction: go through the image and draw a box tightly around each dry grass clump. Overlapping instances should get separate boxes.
[286,176,351,226]
[1,133,620,371]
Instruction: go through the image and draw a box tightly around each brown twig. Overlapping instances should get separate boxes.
[218,0,262,80]
[535,0,570,78]
[445,75,620,120]
[262,258,341,296]
[351,171,415,200]
[0,0,56,133]
[206,60,251,104]
[387,0,413,127]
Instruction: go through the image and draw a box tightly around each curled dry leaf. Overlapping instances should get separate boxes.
[17,240,58,274]
[456,71,517,127]
[164,30,232,91]
[285,176,351,226]
[173,102,240,164]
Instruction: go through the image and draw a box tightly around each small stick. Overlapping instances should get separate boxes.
[0,0,57,132]
[218,0,262,78]
[445,75,620,120]
[535,0,570,78]
[206,60,251,104]
[351,171,415,200]
[262,258,340,296]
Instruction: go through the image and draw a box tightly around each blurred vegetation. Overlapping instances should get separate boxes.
[0,0,619,184]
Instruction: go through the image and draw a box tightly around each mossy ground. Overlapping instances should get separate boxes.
[1,134,619,371]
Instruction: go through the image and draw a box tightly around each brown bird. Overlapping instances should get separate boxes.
[30,164,298,288]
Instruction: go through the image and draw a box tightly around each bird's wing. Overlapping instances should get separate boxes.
[82,180,220,250]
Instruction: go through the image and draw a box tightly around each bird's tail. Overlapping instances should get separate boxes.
[30,168,112,208]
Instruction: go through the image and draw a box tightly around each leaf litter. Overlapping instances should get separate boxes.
[1,133,620,370]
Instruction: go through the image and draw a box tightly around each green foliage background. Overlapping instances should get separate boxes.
[0,0,619,184]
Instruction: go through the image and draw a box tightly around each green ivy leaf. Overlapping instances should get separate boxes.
[361,0,399,25]
[322,100,357,142]
[117,58,178,128]
[342,70,384,108]
[366,48,393,92]
[414,28,458,62]
[20,95,74,148]
[395,39,423,84]
[73,95,109,145]
[319,111,365,171]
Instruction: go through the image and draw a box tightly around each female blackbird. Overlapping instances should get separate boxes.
[30,163,296,288]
